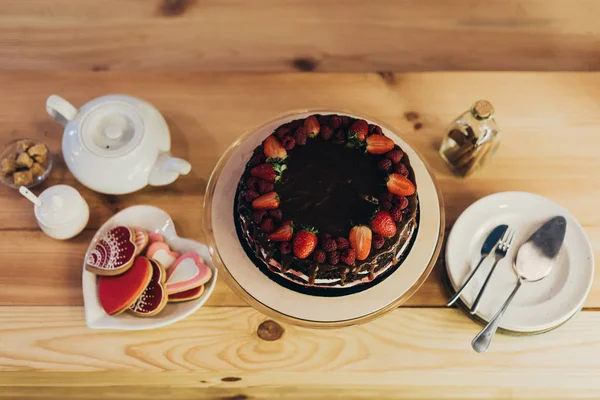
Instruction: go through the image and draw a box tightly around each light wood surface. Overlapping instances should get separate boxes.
[0,1,599,72]
[1,71,599,398]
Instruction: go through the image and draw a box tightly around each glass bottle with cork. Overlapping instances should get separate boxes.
[439,100,500,177]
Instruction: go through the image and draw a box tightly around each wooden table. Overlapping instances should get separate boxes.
[1,72,599,399]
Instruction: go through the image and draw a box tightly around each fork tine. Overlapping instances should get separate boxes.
[499,227,511,246]
[505,229,516,248]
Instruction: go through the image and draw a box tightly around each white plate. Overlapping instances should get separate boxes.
[205,110,443,326]
[82,205,218,330]
[446,192,594,333]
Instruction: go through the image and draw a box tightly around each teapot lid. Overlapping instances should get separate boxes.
[80,100,144,158]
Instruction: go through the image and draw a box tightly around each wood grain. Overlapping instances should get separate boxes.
[0,1,599,72]
[1,307,600,398]
[1,71,599,310]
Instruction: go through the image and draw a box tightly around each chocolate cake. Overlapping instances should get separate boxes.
[234,114,418,295]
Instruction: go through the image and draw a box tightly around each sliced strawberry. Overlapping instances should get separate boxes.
[292,228,318,259]
[268,220,293,242]
[252,192,280,210]
[251,163,276,182]
[371,211,397,237]
[386,173,416,196]
[304,116,320,138]
[348,120,368,142]
[366,134,395,154]
[263,136,287,160]
[349,225,372,261]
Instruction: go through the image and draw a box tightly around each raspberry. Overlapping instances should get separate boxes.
[319,233,332,244]
[379,192,394,203]
[281,136,295,150]
[377,158,392,172]
[394,163,409,176]
[340,249,356,266]
[276,126,290,139]
[260,218,275,233]
[372,234,385,249]
[313,249,326,263]
[280,242,292,254]
[245,190,259,202]
[333,129,345,143]
[390,206,403,222]
[322,238,337,252]
[258,180,274,194]
[329,116,342,129]
[293,127,307,145]
[317,115,329,125]
[327,250,340,265]
[335,237,350,250]
[394,195,409,210]
[289,119,302,130]
[380,200,392,211]
[321,126,334,140]
[385,149,404,164]
[252,210,267,224]
[369,124,383,135]
[340,116,350,127]
[249,154,265,167]
[247,177,259,191]
[268,208,283,221]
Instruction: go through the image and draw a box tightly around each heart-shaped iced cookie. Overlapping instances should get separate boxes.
[128,259,168,317]
[98,256,152,315]
[166,252,212,295]
[147,242,180,269]
[134,228,149,255]
[148,232,164,245]
[168,285,205,303]
[86,226,138,276]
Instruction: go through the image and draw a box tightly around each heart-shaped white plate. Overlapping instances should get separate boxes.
[82,205,217,330]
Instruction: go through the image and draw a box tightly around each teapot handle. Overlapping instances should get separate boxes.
[46,95,78,127]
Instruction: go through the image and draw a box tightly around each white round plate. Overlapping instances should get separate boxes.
[82,205,218,330]
[446,192,594,333]
[205,110,443,326]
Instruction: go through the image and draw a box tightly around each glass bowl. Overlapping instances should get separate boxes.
[0,138,53,189]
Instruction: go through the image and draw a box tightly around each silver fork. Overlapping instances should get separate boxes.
[470,228,516,314]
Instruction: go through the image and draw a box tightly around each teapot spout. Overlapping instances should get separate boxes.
[148,153,192,187]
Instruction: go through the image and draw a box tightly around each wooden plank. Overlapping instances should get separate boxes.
[0,71,599,308]
[0,1,599,72]
[1,307,600,398]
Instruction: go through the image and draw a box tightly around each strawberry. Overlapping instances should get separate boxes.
[386,173,416,196]
[348,120,368,142]
[340,249,356,266]
[268,220,293,242]
[371,211,397,237]
[263,136,287,160]
[252,192,280,210]
[385,149,404,164]
[292,228,318,259]
[349,225,372,261]
[366,135,395,154]
[304,115,320,138]
[251,163,276,182]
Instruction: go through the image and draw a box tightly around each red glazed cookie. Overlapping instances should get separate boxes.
[86,226,138,276]
[168,285,205,303]
[134,228,149,255]
[98,256,152,315]
[128,259,168,317]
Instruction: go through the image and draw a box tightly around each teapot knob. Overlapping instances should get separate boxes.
[46,95,78,127]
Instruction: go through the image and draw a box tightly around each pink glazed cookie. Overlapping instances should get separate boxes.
[165,252,212,295]
[146,242,180,269]
[147,232,164,245]
[86,226,138,276]
[134,228,149,255]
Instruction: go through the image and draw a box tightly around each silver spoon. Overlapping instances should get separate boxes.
[471,216,567,353]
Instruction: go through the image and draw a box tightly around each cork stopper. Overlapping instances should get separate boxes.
[472,100,494,120]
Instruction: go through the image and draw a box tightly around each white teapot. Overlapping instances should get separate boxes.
[46,94,191,195]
